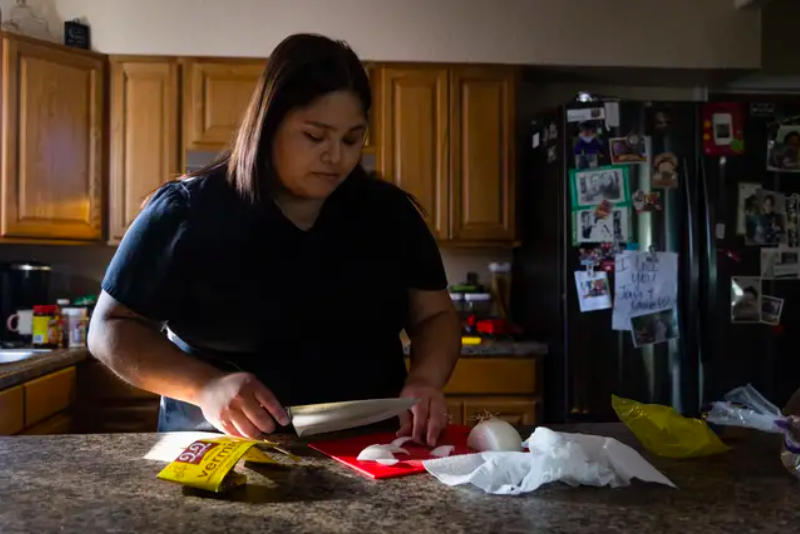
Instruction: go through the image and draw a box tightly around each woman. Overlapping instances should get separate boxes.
[88,34,461,447]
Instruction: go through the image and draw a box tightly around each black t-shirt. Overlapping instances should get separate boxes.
[101,170,448,431]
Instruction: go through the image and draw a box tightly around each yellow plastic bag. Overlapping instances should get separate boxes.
[612,394,730,458]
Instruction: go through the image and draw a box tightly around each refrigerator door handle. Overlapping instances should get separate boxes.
[699,157,718,367]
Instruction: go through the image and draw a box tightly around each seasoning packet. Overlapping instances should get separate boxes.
[157,436,293,493]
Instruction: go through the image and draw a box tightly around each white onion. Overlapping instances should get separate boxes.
[467,418,523,451]
[430,445,454,457]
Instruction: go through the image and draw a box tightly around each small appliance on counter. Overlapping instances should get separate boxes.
[450,271,522,341]
[0,260,50,347]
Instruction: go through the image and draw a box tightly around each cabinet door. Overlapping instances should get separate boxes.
[183,59,265,151]
[109,58,180,242]
[0,385,24,435]
[1,36,104,240]
[463,397,538,426]
[450,67,516,242]
[379,67,450,240]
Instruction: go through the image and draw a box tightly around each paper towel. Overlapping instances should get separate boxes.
[422,427,676,495]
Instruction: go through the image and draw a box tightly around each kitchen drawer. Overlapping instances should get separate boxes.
[0,385,24,435]
[24,366,77,427]
[443,358,537,395]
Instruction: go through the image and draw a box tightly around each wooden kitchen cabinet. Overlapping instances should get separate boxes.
[74,357,160,433]
[0,32,104,241]
[408,356,540,427]
[182,58,265,152]
[0,385,24,435]
[450,67,516,242]
[0,366,78,435]
[109,57,181,242]
[379,66,449,239]
[376,64,517,245]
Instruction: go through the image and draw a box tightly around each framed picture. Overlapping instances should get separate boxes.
[569,165,631,208]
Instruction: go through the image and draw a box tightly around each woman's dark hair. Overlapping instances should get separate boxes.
[188,33,372,204]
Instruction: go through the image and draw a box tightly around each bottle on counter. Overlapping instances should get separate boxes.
[32,304,62,349]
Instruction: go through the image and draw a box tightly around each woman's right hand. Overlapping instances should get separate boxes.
[195,372,290,439]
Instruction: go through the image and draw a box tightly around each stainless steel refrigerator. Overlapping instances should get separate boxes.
[511,97,704,424]
[512,94,800,424]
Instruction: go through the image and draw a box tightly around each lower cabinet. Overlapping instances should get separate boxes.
[410,356,541,427]
[0,366,77,436]
[74,358,160,433]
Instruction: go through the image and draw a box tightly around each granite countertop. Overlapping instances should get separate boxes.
[1,423,798,533]
[0,348,89,389]
[404,339,547,357]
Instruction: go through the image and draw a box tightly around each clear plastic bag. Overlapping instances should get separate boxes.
[704,384,800,480]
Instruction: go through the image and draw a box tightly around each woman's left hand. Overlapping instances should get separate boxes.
[396,380,449,447]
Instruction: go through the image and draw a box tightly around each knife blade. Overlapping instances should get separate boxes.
[286,398,418,437]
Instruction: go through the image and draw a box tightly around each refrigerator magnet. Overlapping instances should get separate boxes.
[609,133,648,164]
[760,296,784,326]
[573,121,606,170]
[731,277,761,324]
[702,102,744,156]
[547,145,557,163]
[632,190,662,213]
[652,153,679,189]
[766,125,800,173]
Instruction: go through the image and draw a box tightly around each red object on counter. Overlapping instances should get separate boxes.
[308,424,475,479]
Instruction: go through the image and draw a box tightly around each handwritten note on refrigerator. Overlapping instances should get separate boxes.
[612,251,679,331]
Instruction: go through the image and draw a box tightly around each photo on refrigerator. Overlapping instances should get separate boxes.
[767,126,800,173]
[760,296,784,326]
[629,308,679,348]
[569,165,630,207]
[744,190,787,246]
[731,277,762,323]
[574,206,629,244]
[760,248,799,279]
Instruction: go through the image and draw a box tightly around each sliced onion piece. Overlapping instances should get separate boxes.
[357,444,398,462]
[467,418,523,452]
[391,436,414,448]
[430,445,454,458]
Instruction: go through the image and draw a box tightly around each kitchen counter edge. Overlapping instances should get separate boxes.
[0,348,89,390]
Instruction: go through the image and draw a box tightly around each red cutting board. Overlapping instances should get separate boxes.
[309,424,475,479]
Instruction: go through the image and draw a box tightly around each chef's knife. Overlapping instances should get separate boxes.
[286,398,418,437]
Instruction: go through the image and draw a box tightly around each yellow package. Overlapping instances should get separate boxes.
[612,394,730,458]
[157,436,281,493]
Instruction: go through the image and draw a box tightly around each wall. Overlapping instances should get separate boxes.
[11,0,762,68]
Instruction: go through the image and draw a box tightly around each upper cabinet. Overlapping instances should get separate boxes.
[0,33,104,241]
[450,67,516,242]
[377,64,517,245]
[107,56,517,246]
[182,59,265,152]
[379,67,449,240]
[109,57,180,243]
